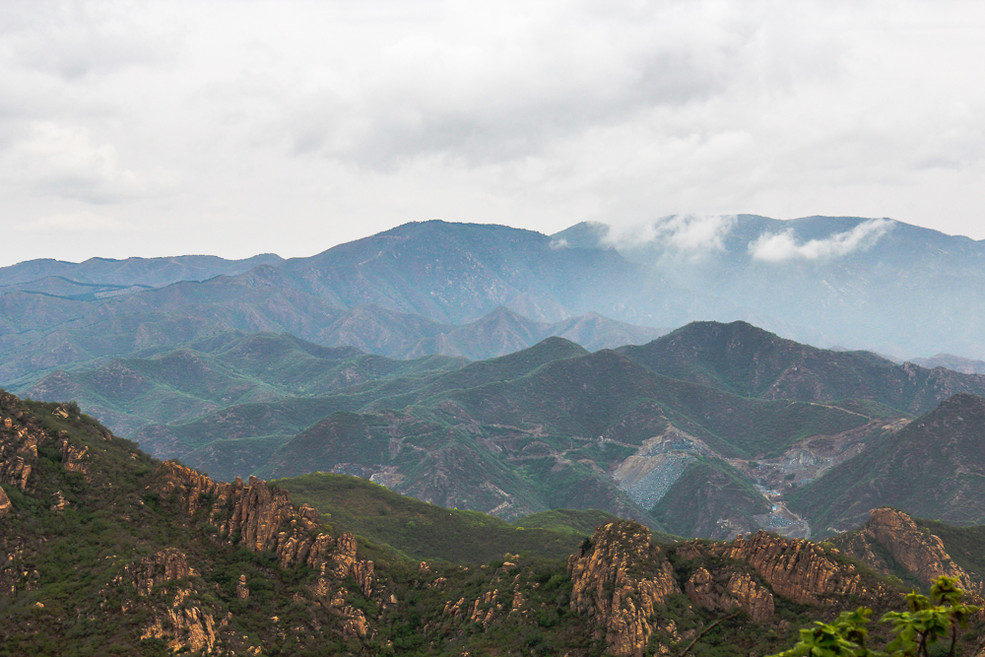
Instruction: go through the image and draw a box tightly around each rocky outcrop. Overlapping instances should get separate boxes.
[439,557,530,630]
[0,393,43,492]
[0,486,11,518]
[568,521,680,657]
[684,567,774,622]
[835,508,982,598]
[114,549,222,654]
[152,462,336,569]
[118,548,196,596]
[58,437,89,474]
[678,531,880,606]
[150,461,384,639]
[140,587,219,655]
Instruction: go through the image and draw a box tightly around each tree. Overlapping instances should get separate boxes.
[770,576,981,657]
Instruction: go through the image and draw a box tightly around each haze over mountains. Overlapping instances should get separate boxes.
[4,215,985,541]
[3,215,985,373]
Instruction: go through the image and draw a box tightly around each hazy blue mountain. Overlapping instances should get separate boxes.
[6,216,985,387]
[0,253,282,292]
[555,215,985,358]
[911,353,985,374]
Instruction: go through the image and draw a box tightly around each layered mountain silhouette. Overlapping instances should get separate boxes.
[5,216,985,386]
[16,318,985,540]
[5,217,985,540]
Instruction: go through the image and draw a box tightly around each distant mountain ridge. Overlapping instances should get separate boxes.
[617,320,985,415]
[17,318,985,540]
[4,216,985,386]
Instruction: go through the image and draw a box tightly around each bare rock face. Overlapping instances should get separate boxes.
[118,548,196,596]
[140,587,219,655]
[684,567,775,622]
[115,549,221,654]
[679,530,889,607]
[568,521,680,657]
[0,392,43,492]
[58,437,89,474]
[236,574,250,600]
[152,463,333,569]
[150,461,384,639]
[837,508,982,598]
[0,486,11,518]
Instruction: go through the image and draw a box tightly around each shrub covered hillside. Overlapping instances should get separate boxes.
[2,389,984,656]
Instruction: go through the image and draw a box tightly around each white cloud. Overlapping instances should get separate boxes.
[602,214,736,252]
[748,218,894,262]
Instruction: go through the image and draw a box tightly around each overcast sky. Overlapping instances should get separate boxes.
[2,0,984,266]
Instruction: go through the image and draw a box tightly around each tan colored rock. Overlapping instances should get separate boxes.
[59,439,89,474]
[0,486,12,518]
[118,548,196,596]
[685,567,774,621]
[141,587,218,654]
[837,508,982,600]
[693,531,867,605]
[236,574,250,600]
[149,460,391,643]
[568,521,680,657]
[50,489,70,512]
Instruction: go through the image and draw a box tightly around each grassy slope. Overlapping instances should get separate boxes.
[276,472,618,564]
[651,458,771,538]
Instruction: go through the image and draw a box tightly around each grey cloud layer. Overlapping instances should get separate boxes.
[0,0,983,265]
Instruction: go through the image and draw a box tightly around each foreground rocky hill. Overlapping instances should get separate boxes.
[3,390,984,656]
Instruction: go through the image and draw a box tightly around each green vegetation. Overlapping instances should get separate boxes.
[277,472,613,564]
[915,519,985,584]
[652,457,771,538]
[788,395,985,535]
[770,577,982,657]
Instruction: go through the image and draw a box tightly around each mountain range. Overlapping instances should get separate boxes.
[14,317,985,541]
[4,216,985,385]
[5,216,985,542]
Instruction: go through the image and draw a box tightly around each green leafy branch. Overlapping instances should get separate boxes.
[770,576,981,657]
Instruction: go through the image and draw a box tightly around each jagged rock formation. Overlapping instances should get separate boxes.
[114,549,223,653]
[0,486,11,517]
[150,461,386,642]
[0,394,43,492]
[833,507,982,598]
[679,530,885,606]
[684,567,774,622]
[568,521,681,657]
[0,391,391,655]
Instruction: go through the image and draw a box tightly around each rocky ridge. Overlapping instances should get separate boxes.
[0,390,387,655]
[3,389,985,656]
[566,521,899,657]
[148,460,389,643]
[833,507,983,599]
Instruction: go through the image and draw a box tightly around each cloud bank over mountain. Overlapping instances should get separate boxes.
[748,219,894,262]
[1,1,984,265]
